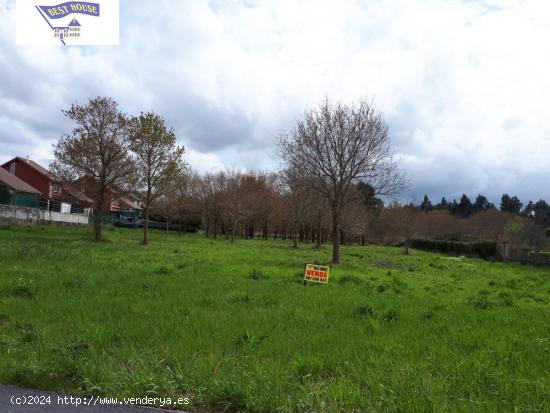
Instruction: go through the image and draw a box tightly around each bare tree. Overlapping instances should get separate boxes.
[309,190,329,248]
[198,172,225,238]
[279,97,407,263]
[129,112,185,245]
[279,166,313,248]
[217,170,245,243]
[151,195,176,233]
[397,204,418,255]
[51,97,134,241]
[173,169,202,234]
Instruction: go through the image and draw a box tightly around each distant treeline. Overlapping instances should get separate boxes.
[48,96,549,261]
[418,193,550,225]
[144,169,549,258]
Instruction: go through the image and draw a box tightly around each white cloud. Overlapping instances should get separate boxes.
[185,149,225,173]
[1,0,550,203]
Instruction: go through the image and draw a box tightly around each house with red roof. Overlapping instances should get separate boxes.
[0,167,41,208]
[2,157,141,219]
[1,157,63,203]
[74,176,142,213]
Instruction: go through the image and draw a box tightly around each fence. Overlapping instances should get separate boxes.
[0,204,89,225]
[507,246,550,266]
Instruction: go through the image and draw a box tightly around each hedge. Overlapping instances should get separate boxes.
[410,238,497,258]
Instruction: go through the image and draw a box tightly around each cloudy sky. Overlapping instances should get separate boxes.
[1,0,549,204]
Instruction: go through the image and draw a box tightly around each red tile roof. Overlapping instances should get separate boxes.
[0,167,42,194]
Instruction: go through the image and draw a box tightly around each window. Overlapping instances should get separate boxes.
[9,162,15,174]
[52,183,60,194]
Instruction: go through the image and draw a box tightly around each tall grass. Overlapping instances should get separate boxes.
[0,225,548,412]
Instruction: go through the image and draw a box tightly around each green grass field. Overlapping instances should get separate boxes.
[0,225,549,412]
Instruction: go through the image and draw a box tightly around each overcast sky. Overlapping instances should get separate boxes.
[1,0,549,204]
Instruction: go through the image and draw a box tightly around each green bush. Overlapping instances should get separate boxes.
[410,239,497,258]
[354,304,375,318]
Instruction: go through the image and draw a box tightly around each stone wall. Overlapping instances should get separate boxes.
[0,204,89,225]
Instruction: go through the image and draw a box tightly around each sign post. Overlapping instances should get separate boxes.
[304,264,330,285]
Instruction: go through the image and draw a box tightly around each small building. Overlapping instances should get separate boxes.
[0,167,41,208]
[54,18,81,40]
[61,182,94,214]
[118,195,142,212]
[74,176,142,213]
[1,157,63,208]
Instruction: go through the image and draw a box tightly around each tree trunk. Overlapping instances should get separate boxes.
[143,206,150,245]
[213,215,218,238]
[93,192,104,241]
[230,221,236,244]
[331,209,340,264]
[93,209,102,241]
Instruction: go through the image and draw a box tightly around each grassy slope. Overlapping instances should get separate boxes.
[0,225,548,412]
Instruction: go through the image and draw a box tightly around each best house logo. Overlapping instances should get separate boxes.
[36,2,99,45]
[16,0,119,45]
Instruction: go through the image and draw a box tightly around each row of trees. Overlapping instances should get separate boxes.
[419,193,550,223]
[420,194,495,217]
[151,176,548,256]
[52,97,407,263]
[52,96,548,263]
[52,97,185,244]
[148,169,384,246]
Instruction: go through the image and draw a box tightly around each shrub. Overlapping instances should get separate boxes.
[470,292,492,310]
[498,292,514,306]
[338,275,363,285]
[3,285,35,299]
[156,266,172,275]
[210,385,248,413]
[68,339,90,361]
[16,322,38,343]
[410,239,497,258]
[381,309,399,323]
[228,292,250,304]
[0,313,9,325]
[419,311,434,320]
[248,268,269,280]
[354,305,375,318]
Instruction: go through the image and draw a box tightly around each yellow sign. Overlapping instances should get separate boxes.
[304,264,330,284]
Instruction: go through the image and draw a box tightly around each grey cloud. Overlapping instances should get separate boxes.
[1,0,550,206]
